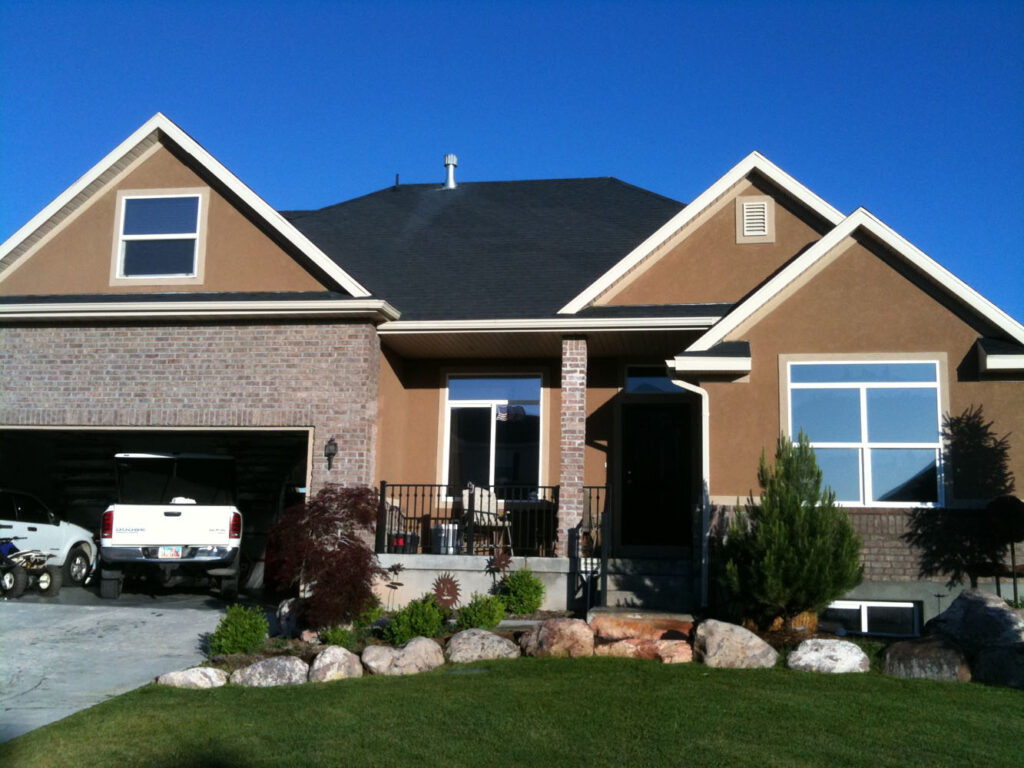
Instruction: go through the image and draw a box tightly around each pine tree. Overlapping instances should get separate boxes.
[723,432,863,629]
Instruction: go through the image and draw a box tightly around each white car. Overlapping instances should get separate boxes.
[0,489,97,587]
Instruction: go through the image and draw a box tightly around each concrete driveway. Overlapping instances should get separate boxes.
[0,585,228,743]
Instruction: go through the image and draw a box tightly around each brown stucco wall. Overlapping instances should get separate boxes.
[1,143,325,296]
[0,321,380,493]
[602,176,831,306]
[701,234,1024,500]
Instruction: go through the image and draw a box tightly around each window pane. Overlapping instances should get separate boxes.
[871,449,938,502]
[814,448,861,502]
[866,605,917,636]
[867,388,938,443]
[13,494,51,525]
[447,407,491,488]
[122,239,197,276]
[791,389,860,442]
[791,362,936,384]
[820,606,862,634]
[123,197,199,235]
[494,404,540,486]
[448,376,541,402]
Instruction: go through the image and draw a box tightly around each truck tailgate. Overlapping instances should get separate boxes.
[106,504,237,547]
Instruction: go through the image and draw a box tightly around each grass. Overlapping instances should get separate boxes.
[2,657,1021,768]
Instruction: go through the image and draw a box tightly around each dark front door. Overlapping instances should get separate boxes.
[620,402,692,548]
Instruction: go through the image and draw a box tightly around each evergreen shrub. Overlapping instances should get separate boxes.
[499,568,545,615]
[456,593,506,630]
[383,594,446,645]
[208,604,269,656]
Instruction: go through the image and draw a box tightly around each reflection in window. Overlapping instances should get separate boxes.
[789,361,941,505]
[446,376,541,492]
[625,367,685,394]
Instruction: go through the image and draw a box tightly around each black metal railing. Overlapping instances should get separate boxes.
[375,482,559,557]
[577,485,611,608]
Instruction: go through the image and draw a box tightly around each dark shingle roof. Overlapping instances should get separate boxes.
[283,178,684,320]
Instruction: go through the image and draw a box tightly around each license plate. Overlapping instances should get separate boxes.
[158,546,182,559]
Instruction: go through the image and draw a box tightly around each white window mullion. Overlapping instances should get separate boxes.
[859,387,873,504]
[488,404,497,488]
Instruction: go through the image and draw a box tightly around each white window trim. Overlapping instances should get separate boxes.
[827,599,921,637]
[441,374,544,494]
[110,188,210,286]
[785,359,944,508]
[735,194,775,244]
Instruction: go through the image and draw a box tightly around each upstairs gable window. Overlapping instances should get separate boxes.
[111,189,207,283]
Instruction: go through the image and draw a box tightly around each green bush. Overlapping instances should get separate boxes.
[208,604,269,657]
[383,594,446,645]
[499,568,545,615]
[320,625,353,647]
[456,593,506,630]
[354,595,384,629]
[722,432,863,630]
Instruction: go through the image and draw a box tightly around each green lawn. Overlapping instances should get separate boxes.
[2,658,1021,768]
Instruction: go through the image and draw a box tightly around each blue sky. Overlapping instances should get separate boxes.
[1,1,1021,319]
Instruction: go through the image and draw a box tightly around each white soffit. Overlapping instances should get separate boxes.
[688,207,1024,351]
[667,355,752,374]
[977,344,1024,373]
[557,151,845,315]
[0,298,399,322]
[0,113,371,297]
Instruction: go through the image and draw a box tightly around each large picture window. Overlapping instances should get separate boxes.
[115,193,203,278]
[788,361,942,506]
[445,376,541,492]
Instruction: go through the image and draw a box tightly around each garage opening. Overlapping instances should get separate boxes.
[0,428,310,590]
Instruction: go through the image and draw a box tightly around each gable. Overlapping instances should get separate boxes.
[0,142,326,296]
[599,173,833,306]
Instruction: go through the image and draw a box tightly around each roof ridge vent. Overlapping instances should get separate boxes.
[444,154,458,189]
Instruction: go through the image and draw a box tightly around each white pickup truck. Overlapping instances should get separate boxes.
[99,453,242,599]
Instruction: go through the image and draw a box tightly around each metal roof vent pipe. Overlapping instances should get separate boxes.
[444,154,458,189]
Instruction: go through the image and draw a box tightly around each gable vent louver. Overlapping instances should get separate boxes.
[742,200,769,237]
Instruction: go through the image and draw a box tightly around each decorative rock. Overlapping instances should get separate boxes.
[445,629,520,664]
[518,618,594,658]
[593,638,692,664]
[589,614,692,643]
[787,639,870,674]
[229,656,309,687]
[308,645,363,682]
[924,589,1024,656]
[972,644,1024,689]
[693,619,778,669]
[882,637,971,683]
[300,629,320,644]
[157,667,228,689]
[361,637,445,676]
[275,598,303,638]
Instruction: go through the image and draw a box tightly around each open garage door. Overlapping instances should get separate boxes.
[0,428,310,591]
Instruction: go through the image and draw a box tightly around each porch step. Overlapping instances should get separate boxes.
[598,558,696,612]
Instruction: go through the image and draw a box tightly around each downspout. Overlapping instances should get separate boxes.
[669,376,711,609]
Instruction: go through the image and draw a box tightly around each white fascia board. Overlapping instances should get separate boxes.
[557,151,846,315]
[667,356,752,374]
[0,113,372,298]
[688,208,1024,352]
[376,315,722,335]
[978,346,1024,373]
[0,298,399,322]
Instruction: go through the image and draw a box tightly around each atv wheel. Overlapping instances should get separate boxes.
[38,565,63,597]
[1,565,28,599]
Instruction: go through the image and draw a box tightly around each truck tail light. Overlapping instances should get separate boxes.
[229,512,242,539]
[101,509,114,539]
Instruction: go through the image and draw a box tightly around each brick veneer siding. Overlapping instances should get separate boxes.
[0,320,380,492]
[557,336,587,556]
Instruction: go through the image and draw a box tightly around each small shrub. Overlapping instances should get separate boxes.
[320,625,353,647]
[208,604,269,657]
[499,568,545,615]
[383,594,446,645]
[456,593,506,630]
[354,595,384,629]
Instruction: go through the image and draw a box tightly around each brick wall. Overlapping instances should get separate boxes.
[0,320,380,492]
[557,336,587,556]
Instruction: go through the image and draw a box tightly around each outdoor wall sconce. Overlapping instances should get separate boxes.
[324,436,338,470]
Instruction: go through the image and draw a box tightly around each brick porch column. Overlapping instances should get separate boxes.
[557,335,587,556]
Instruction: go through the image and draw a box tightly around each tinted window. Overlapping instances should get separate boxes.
[13,494,52,525]
[122,239,196,277]
[123,196,199,235]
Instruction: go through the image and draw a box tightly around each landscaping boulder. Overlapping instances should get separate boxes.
[924,589,1024,656]
[445,629,520,664]
[787,639,869,674]
[230,656,309,687]
[157,667,228,689]
[308,646,363,682]
[882,636,971,683]
[519,618,594,658]
[589,614,692,643]
[593,638,692,664]
[972,644,1024,689]
[361,637,445,676]
[693,619,778,669]
[275,598,303,638]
